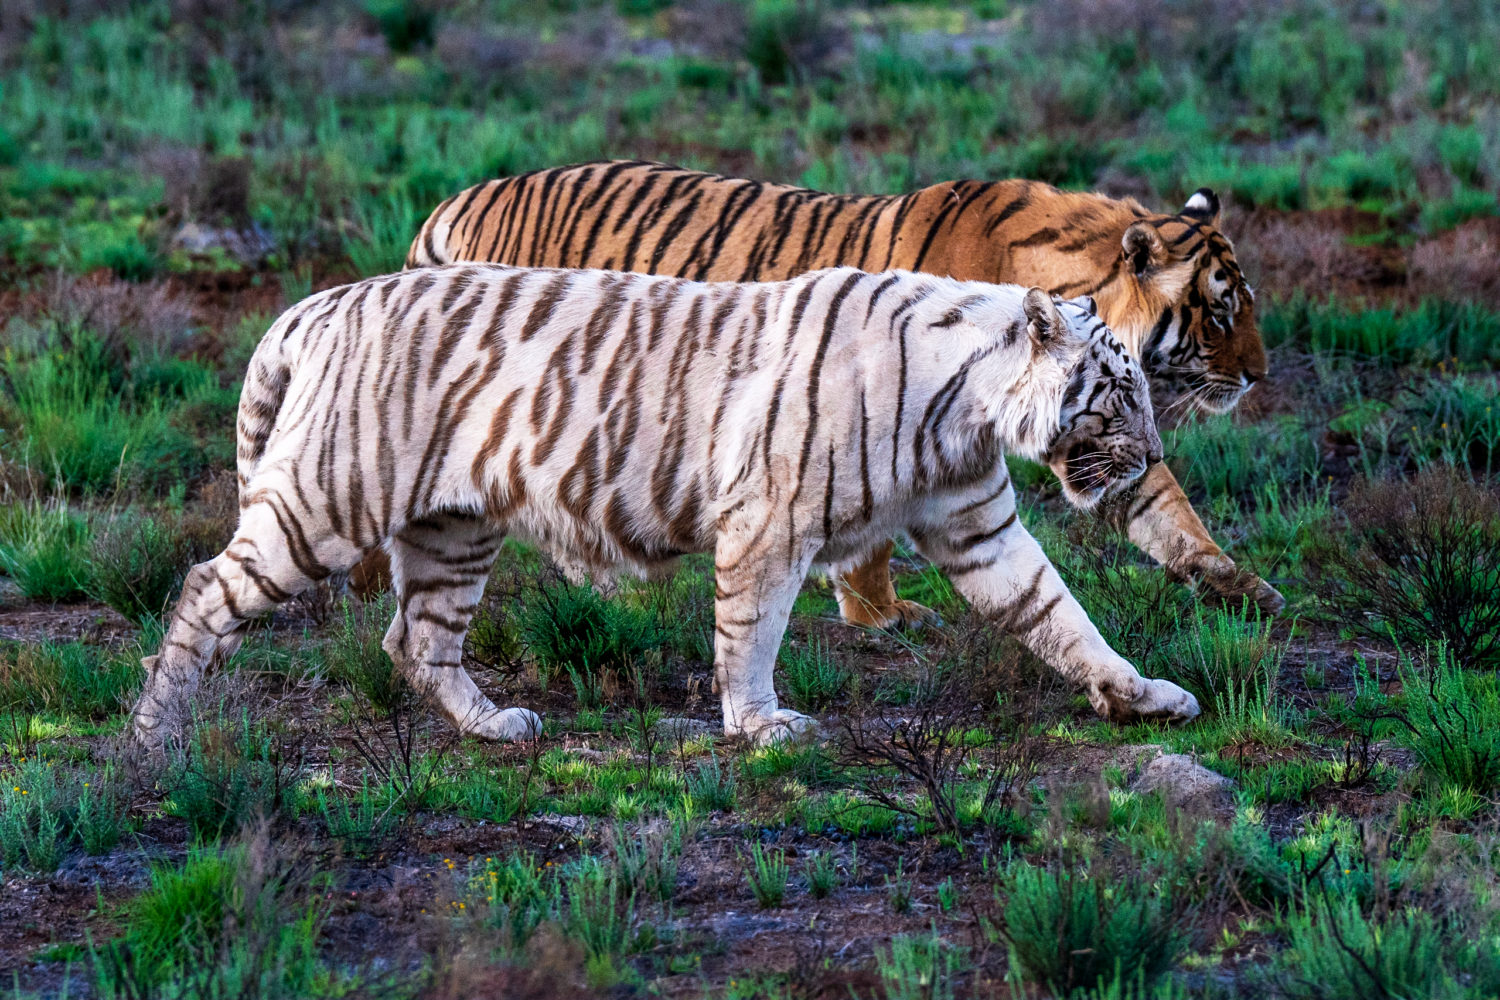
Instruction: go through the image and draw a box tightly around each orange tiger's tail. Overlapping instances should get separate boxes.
[404,191,463,268]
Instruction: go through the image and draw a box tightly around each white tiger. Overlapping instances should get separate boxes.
[132,264,1199,747]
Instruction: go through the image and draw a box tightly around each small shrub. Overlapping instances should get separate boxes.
[1395,647,1500,794]
[0,758,131,873]
[937,878,959,913]
[81,231,162,282]
[804,850,837,899]
[0,500,90,602]
[1311,468,1500,670]
[685,751,737,812]
[1420,184,1498,234]
[1068,557,1193,669]
[744,0,839,86]
[561,859,634,983]
[364,0,436,53]
[165,711,300,839]
[1156,605,1284,717]
[84,510,192,621]
[315,777,400,850]
[1271,898,1498,1000]
[518,578,664,684]
[471,851,552,952]
[325,595,403,713]
[778,637,849,712]
[1000,860,1185,996]
[887,858,914,914]
[878,932,965,1000]
[1400,374,1500,476]
[94,836,334,998]
[746,843,787,908]
[467,601,522,667]
[611,819,682,903]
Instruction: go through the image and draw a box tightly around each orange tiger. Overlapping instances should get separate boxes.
[390,161,1282,625]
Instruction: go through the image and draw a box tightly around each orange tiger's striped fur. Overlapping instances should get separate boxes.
[134,265,1199,748]
[398,161,1283,624]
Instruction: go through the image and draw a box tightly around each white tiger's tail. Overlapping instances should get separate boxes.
[235,316,295,493]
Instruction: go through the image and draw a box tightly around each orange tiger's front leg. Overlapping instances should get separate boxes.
[834,539,943,631]
[1109,462,1285,615]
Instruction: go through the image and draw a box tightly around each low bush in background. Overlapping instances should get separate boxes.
[1311,468,1500,670]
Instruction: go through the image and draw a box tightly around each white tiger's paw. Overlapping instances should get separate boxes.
[733,708,819,746]
[1089,671,1199,725]
[1131,678,1200,723]
[463,707,543,742]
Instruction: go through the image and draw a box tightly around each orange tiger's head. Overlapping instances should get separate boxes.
[1116,189,1266,415]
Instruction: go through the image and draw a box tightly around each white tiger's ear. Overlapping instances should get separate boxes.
[1023,287,1065,352]
[1121,223,1168,279]
[1182,187,1221,224]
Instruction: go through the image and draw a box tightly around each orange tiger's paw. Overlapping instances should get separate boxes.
[1197,556,1286,617]
[841,598,942,632]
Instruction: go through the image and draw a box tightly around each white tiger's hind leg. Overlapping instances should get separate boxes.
[384,512,539,742]
[132,499,366,749]
[915,479,1199,724]
[713,510,820,744]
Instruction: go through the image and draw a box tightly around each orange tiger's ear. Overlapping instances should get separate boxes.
[1122,223,1168,279]
[1023,287,1064,352]
[1182,187,1221,224]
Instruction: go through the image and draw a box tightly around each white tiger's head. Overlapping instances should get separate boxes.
[1020,290,1162,508]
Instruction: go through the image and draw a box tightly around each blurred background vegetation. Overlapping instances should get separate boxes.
[0,0,1496,283]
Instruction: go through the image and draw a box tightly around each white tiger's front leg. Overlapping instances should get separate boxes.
[712,505,821,744]
[914,479,1199,724]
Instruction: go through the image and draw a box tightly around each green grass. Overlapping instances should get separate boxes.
[0,756,131,873]
[745,842,788,908]
[1262,296,1500,366]
[344,188,419,275]
[777,636,850,712]
[518,578,665,685]
[0,640,140,720]
[165,711,300,839]
[999,858,1185,997]
[878,931,966,1000]
[94,840,338,999]
[0,500,91,602]
[1270,898,1500,1000]
[1396,648,1500,794]
[803,849,838,899]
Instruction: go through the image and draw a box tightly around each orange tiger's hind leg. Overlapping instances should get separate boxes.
[834,539,942,630]
[348,547,393,598]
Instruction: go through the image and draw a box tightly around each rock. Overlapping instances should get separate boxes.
[171,221,275,266]
[1131,753,1235,812]
[652,716,716,742]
